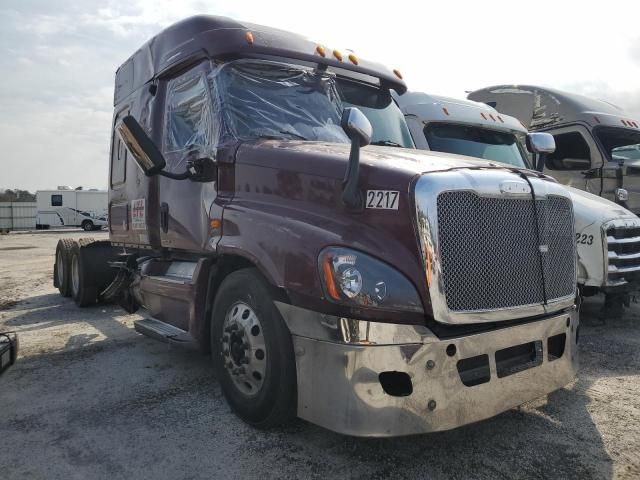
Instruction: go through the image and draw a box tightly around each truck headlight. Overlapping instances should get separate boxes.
[319,247,424,313]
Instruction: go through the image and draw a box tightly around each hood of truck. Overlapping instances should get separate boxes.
[235,139,534,179]
[566,186,636,226]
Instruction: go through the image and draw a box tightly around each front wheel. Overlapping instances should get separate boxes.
[211,268,297,428]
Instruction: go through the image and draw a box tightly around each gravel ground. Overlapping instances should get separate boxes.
[1,231,639,479]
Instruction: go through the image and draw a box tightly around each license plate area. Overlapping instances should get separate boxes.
[495,340,543,378]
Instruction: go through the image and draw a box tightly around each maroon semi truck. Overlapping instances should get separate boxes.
[53,15,579,437]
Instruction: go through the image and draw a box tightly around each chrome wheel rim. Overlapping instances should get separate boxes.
[221,301,266,397]
[56,250,64,287]
[71,254,80,296]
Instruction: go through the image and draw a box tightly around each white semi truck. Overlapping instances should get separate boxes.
[467,85,640,215]
[396,92,640,311]
[36,188,108,231]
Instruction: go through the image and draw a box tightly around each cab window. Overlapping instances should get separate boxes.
[545,132,591,170]
[164,70,215,171]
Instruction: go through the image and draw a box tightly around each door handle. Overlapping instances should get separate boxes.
[581,168,600,178]
[160,203,169,233]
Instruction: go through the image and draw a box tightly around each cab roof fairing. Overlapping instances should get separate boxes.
[467,84,640,131]
[114,15,407,106]
[396,91,526,133]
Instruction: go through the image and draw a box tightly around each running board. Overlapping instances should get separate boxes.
[134,318,197,349]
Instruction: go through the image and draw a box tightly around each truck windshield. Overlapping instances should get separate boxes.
[213,60,349,143]
[211,59,413,148]
[423,123,527,168]
[338,79,414,148]
[594,126,640,162]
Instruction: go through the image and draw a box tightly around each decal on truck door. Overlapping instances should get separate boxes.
[131,198,146,230]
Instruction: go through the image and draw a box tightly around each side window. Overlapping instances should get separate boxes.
[546,132,591,170]
[111,110,128,187]
[164,72,215,171]
[51,195,62,206]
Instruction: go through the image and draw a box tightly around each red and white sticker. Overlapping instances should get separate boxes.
[131,198,146,230]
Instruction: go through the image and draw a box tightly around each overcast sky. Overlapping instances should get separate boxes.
[1,0,640,191]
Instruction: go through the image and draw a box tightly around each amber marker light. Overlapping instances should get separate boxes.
[244,31,254,45]
[210,219,222,229]
[316,45,326,57]
[348,53,358,65]
[393,69,403,79]
[322,256,341,300]
[442,107,450,116]
[333,50,343,61]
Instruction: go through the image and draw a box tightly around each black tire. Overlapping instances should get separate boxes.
[54,238,77,297]
[211,268,297,428]
[81,220,94,231]
[69,238,99,307]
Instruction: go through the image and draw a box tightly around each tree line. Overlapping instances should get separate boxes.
[0,189,36,202]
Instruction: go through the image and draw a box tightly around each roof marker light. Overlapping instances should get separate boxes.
[480,112,487,120]
[497,115,504,123]
[634,122,639,128]
[316,45,326,57]
[622,119,628,126]
[442,107,450,116]
[593,116,601,124]
[489,114,496,121]
[348,53,358,65]
[244,31,254,45]
[393,69,403,79]
[333,50,343,61]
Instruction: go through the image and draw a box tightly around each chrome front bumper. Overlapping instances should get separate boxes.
[276,303,578,437]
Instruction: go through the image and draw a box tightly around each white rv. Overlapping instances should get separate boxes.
[36,188,108,231]
[396,92,640,311]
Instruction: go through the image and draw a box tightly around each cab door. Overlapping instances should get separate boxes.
[157,64,218,252]
[541,125,603,196]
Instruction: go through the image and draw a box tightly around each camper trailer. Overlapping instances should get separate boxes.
[468,85,640,214]
[396,92,640,310]
[52,16,579,437]
[36,188,108,231]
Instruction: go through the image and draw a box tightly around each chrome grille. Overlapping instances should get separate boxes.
[606,224,640,284]
[436,191,575,312]
[538,195,576,301]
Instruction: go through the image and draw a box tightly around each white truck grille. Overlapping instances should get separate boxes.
[606,225,640,285]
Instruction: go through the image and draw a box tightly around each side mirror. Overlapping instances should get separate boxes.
[526,132,555,172]
[117,115,167,176]
[340,108,372,210]
[341,107,372,147]
[526,132,555,154]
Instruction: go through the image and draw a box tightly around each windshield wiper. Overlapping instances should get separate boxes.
[280,130,309,140]
[371,140,402,147]
[255,131,310,141]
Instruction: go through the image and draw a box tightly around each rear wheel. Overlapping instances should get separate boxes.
[70,239,99,307]
[54,239,76,297]
[81,220,94,231]
[211,269,296,428]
